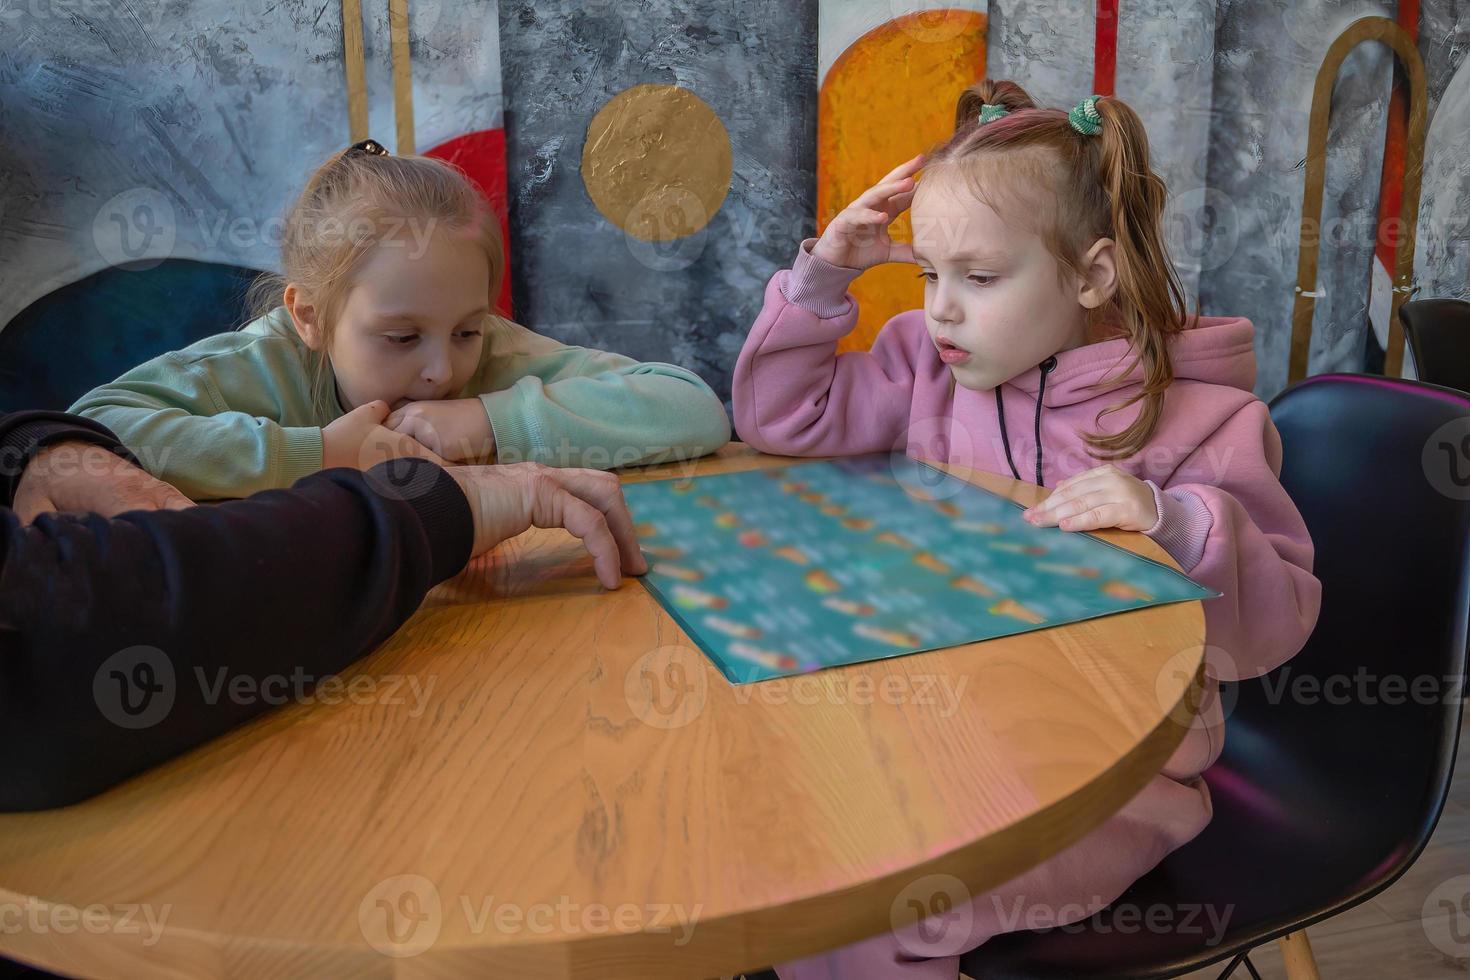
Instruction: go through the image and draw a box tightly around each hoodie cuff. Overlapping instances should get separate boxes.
[363,458,474,584]
[276,426,326,487]
[479,389,544,465]
[780,239,862,319]
[1143,482,1214,573]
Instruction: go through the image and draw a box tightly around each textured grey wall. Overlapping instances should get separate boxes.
[1202,0,1399,395]
[5,0,1468,407]
[988,0,1468,397]
[496,0,817,410]
[1415,1,1470,305]
[0,0,501,332]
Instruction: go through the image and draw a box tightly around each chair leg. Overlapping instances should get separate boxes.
[1277,930,1321,980]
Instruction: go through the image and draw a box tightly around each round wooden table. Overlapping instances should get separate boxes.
[0,446,1207,979]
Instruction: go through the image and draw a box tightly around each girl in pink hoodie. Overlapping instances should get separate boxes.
[732,80,1322,979]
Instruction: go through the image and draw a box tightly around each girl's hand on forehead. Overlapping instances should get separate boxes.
[386,398,497,464]
[811,155,923,272]
[1021,463,1159,534]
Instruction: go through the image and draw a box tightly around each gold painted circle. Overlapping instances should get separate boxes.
[582,84,733,242]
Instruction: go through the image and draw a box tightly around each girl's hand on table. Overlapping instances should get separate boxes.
[1022,464,1158,533]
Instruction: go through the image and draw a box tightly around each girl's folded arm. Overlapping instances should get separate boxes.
[473,322,731,469]
[1145,402,1322,680]
[68,351,323,500]
[733,241,924,457]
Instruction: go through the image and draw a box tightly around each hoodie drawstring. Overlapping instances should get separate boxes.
[995,355,1058,488]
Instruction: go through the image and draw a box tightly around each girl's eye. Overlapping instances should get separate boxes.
[917,271,938,283]
[384,334,418,346]
[455,330,483,340]
[969,275,998,286]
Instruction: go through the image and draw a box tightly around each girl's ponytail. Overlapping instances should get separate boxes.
[1085,96,1190,461]
[953,79,1036,134]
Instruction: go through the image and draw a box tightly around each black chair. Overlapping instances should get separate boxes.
[1400,298,1470,394]
[957,373,1470,979]
[0,259,259,413]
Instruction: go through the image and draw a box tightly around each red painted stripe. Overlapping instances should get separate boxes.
[1093,0,1119,96]
[425,128,514,318]
[1374,0,1420,272]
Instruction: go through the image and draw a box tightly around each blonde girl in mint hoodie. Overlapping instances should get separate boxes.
[72,139,730,501]
[733,81,1321,979]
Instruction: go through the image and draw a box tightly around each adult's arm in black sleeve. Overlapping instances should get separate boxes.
[0,458,473,810]
[0,410,135,507]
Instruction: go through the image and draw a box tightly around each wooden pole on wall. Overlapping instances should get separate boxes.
[1291,16,1427,384]
[341,0,369,143]
[389,0,416,154]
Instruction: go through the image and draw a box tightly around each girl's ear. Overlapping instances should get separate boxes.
[1077,238,1119,310]
[284,284,324,350]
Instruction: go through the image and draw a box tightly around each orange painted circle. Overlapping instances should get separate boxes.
[819,10,988,352]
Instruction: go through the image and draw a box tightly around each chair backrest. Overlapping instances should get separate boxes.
[1239,374,1470,860]
[1399,298,1470,393]
[0,260,260,412]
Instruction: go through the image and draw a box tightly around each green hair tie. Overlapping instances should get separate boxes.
[1068,95,1103,136]
[977,103,1010,126]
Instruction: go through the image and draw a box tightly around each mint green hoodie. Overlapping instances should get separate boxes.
[70,309,731,500]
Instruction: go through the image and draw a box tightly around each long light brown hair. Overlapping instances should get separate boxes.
[925,79,1194,461]
[244,144,506,413]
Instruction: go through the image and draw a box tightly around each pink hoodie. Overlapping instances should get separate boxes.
[736,241,1321,687]
[734,244,1323,977]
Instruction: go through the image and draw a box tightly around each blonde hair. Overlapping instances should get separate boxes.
[245,143,507,412]
[925,80,1195,461]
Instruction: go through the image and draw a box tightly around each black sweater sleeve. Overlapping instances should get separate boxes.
[0,410,137,507]
[0,456,473,810]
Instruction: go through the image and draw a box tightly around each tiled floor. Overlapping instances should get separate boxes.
[964,716,1470,980]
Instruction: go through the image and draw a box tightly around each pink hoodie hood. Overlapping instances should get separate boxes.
[1006,315,1257,404]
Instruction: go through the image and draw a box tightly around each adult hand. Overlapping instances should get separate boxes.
[12,441,193,524]
[445,462,649,589]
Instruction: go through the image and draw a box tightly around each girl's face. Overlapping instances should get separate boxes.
[326,230,490,412]
[909,178,1107,391]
